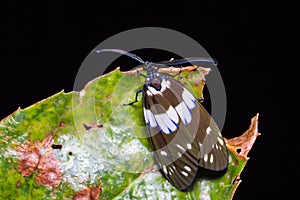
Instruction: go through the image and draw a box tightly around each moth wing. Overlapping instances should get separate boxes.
[195,103,228,171]
[142,74,228,190]
[167,75,228,171]
[142,74,201,191]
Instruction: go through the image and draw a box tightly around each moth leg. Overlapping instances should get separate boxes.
[137,69,147,78]
[123,90,143,106]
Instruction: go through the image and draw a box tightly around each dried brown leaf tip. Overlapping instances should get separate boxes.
[225,113,260,160]
[17,135,62,187]
[72,185,102,200]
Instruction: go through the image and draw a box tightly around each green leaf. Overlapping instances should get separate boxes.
[0,68,259,199]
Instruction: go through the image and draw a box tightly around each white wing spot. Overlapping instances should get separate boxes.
[215,144,219,150]
[146,90,152,96]
[161,79,171,92]
[162,165,167,174]
[175,102,192,124]
[184,166,192,172]
[155,113,177,133]
[204,154,208,162]
[217,137,224,146]
[178,152,182,157]
[210,154,214,163]
[187,143,192,150]
[182,88,196,109]
[144,108,157,128]
[166,106,179,124]
[181,171,189,177]
[206,127,212,135]
[148,86,162,95]
[176,144,186,152]
[160,151,168,156]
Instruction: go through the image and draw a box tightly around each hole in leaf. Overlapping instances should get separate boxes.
[51,144,62,149]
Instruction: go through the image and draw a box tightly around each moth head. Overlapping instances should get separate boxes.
[149,77,162,91]
[144,64,162,91]
[145,72,162,90]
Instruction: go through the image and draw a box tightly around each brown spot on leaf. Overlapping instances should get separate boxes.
[235,158,239,166]
[59,121,66,128]
[72,185,102,200]
[36,169,62,187]
[90,186,102,200]
[17,141,40,177]
[17,135,62,188]
[16,180,21,187]
[36,154,62,187]
[73,188,91,200]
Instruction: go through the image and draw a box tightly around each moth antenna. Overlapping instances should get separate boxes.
[93,49,146,64]
[159,57,218,67]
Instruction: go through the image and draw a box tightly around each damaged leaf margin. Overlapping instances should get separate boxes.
[225,113,260,160]
[225,113,260,198]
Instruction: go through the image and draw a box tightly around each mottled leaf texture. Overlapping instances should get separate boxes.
[0,67,259,199]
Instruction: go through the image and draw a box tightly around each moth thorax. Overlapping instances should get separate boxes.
[150,77,162,91]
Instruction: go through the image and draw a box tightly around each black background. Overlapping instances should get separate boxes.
[1,1,294,199]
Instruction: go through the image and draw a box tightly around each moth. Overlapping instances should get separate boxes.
[95,49,228,191]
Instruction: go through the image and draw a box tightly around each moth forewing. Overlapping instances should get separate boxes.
[142,72,228,190]
[142,74,205,190]
[166,73,228,171]
[146,122,201,191]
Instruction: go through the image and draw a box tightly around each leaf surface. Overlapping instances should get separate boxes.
[0,68,259,199]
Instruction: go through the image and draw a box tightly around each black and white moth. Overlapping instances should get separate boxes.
[95,49,228,191]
